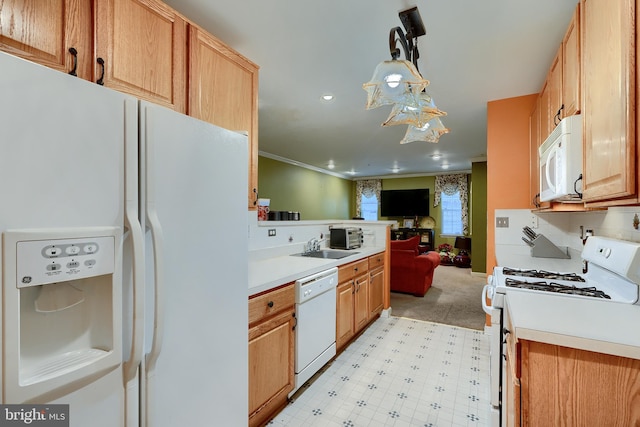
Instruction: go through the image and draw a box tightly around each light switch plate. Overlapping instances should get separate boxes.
[268,229,276,237]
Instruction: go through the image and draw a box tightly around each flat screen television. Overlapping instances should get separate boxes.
[380,188,430,217]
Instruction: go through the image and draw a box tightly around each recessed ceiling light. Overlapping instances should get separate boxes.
[441,164,449,169]
[391,167,400,173]
[322,94,334,101]
[431,154,441,160]
[346,170,356,175]
[327,161,335,169]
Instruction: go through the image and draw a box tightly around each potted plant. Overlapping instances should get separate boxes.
[437,243,455,265]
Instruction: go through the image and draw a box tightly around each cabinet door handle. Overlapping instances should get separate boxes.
[96,57,105,85]
[267,301,274,308]
[292,312,297,331]
[68,47,78,76]
[553,104,564,126]
[502,327,511,344]
[574,174,583,199]
[253,188,258,206]
[351,282,355,294]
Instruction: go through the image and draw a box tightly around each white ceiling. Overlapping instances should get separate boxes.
[163,0,579,178]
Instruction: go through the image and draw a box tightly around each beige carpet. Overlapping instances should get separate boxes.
[390,265,487,330]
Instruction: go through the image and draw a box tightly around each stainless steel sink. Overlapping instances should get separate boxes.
[291,249,358,259]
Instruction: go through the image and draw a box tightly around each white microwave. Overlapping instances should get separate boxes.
[539,114,583,202]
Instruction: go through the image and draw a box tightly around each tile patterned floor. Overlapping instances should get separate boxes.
[269,316,490,427]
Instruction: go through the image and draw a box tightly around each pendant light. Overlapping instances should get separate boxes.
[363,6,448,143]
[400,117,450,144]
[382,92,446,127]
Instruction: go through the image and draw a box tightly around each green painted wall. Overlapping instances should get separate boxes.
[258,156,353,220]
[471,161,488,274]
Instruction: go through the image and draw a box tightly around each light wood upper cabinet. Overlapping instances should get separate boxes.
[562,4,581,116]
[188,25,259,209]
[94,0,187,112]
[547,45,563,132]
[0,0,92,79]
[537,44,563,142]
[528,98,550,210]
[581,0,636,203]
[538,80,551,141]
[0,2,259,210]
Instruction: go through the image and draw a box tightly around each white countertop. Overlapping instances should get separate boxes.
[496,247,584,273]
[248,246,386,296]
[506,291,640,360]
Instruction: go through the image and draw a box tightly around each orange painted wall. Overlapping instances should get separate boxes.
[486,94,538,274]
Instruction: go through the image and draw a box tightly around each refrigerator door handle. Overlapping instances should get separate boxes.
[123,207,145,383]
[144,205,165,427]
[145,205,165,373]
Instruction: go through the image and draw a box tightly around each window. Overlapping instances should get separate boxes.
[441,191,463,235]
[356,179,381,220]
[360,193,378,220]
[434,174,468,235]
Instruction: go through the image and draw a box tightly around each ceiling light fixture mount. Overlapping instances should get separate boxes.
[363,6,449,144]
[392,6,425,69]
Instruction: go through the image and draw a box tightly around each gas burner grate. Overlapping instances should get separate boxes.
[502,267,586,282]
[505,278,610,299]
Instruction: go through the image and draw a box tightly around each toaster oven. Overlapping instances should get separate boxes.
[329,227,363,250]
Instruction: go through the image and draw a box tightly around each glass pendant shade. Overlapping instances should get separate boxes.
[382,92,446,127]
[362,60,429,109]
[400,117,450,144]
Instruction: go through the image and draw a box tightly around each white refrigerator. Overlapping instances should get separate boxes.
[0,51,248,426]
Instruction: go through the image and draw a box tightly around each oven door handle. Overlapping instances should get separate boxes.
[481,284,493,315]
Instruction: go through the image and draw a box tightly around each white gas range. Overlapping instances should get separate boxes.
[482,236,640,426]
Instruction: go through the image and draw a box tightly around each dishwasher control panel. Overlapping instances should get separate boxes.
[295,267,338,304]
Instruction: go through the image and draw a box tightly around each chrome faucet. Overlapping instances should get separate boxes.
[305,238,318,253]
[304,237,324,253]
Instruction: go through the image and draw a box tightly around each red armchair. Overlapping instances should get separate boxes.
[390,236,441,297]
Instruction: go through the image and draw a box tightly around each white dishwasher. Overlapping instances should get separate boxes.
[290,267,338,396]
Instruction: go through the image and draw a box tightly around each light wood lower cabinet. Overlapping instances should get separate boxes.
[336,259,367,350]
[336,279,355,351]
[368,253,384,318]
[248,283,295,427]
[504,323,521,427]
[353,272,369,332]
[336,253,386,351]
[507,336,640,426]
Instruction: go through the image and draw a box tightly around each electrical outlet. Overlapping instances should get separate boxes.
[496,217,509,228]
[530,214,539,229]
[268,229,276,237]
